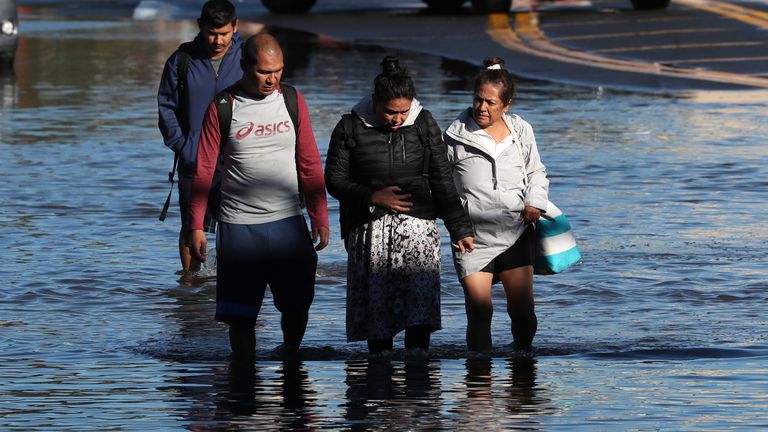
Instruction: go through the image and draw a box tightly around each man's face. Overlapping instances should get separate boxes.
[201,21,237,59]
[242,50,284,96]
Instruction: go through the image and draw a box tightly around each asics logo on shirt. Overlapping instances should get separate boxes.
[235,120,292,140]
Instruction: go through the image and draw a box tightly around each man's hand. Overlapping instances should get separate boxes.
[522,205,542,224]
[313,226,330,251]
[189,229,208,262]
[371,186,413,213]
[454,236,475,253]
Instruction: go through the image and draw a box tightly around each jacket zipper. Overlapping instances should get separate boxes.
[401,134,406,162]
[491,160,498,190]
[388,133,394,180]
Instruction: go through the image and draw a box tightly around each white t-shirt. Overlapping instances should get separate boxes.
[217,90,302,225]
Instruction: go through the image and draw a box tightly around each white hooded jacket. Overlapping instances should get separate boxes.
[444,108,549,278]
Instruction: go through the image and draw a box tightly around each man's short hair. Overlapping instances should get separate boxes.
[198,0,237,29]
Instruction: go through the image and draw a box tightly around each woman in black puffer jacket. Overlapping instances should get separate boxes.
[325,56,474,354]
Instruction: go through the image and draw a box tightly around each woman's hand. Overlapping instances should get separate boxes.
[522,205,542,224]
[371,186,413,213]
[454,236,475,253]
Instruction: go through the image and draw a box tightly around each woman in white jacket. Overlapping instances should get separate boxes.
[444,57,549,353]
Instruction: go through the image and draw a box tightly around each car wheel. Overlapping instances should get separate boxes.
[630,0,670,10]
[262,0,317,14]
[422,0,468,11]
[471,0,513,13]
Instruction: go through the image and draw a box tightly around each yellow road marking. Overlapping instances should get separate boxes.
[486,9,768,88]
[595,41,767,53]
[553,27,729,41]
[665,56,768,64]
[675,0,768,29]
[540,16,697,28]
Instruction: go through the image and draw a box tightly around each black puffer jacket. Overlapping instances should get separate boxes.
[325,106,473,242]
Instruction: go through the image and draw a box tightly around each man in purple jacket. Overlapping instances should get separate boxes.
[158,0,243,274]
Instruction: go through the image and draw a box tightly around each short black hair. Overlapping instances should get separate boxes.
[373,56,416,103]
[198,0,237,28]
[475,56,516,105]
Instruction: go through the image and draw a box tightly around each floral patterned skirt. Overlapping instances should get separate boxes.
[346,214,442,342]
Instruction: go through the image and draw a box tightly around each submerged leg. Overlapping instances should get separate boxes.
[404,325,431,351]
[229,322,256,364]
[367,338,394,354]
[462,272,495,353]
[281,311,309,356]
[179,228,201,273]
[499,266,537,352]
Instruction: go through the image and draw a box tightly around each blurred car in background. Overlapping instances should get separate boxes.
[260,0,670,13]
[0,0,18,64]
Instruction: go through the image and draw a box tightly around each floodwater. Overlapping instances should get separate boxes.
[2,6,768,431]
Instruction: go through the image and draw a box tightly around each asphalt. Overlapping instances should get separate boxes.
[246,0,768,92]
[17,0,768,92]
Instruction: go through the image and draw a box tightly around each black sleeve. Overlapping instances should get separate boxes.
[324,116,375,209]
[422,111,474,242]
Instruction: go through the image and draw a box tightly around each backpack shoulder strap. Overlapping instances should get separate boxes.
[159,42,193,222]
[176,42,193,124]
[215,87,234,147]
[413,111,432,179]
[281,83,299,138]
[341,113,358,148]
[279,83,306,208]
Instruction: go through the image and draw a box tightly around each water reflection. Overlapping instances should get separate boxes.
[455,357,552,430]
[344,358,444,430]
[0,66,16,110]
[173,359,318,431]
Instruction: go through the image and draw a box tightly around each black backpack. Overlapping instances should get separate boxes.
[158,40,301,225]
[159,42,192,222]
[338,111,433,240]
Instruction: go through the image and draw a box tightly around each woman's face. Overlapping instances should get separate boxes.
[472,82,511,129]
[374,97,412,131]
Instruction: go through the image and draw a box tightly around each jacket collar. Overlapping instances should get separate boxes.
[445,108,520,155]
[351,95,423,129]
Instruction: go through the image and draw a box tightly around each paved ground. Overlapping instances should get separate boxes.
[247,0,768,91]
[18,0,768,91]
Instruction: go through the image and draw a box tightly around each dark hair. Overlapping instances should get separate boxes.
[198,0,237,28]
[373,56,416,103]
[474,57,516,105]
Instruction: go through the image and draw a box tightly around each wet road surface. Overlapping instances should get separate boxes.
[17,0,768,91]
